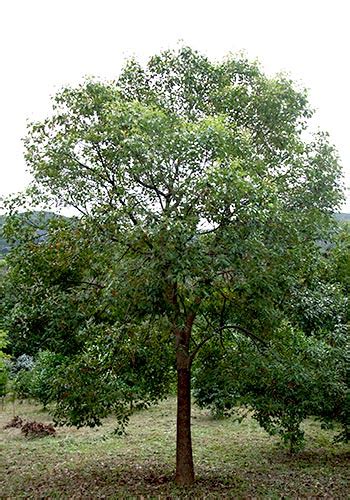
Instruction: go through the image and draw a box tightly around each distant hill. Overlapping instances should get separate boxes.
[0,215,10,256]
[0,212,63,257]
[335,213,350,222]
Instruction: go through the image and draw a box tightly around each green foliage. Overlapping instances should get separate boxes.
[289,281,348,336]
[327,225,350,295]
[0,370,8,398]
[44,321,175,430]
[0,214,109,357]
[10,353,35,400]
[11,351,66,404]
[193,324,349,451]
[29,351,67,408]
[0,215,10,256]
[8,320,175,430]
[0,330,9,397]
[1,47,344,465]
[13,369,34,400]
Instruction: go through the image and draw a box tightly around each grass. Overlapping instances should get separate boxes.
[1,397,349,498]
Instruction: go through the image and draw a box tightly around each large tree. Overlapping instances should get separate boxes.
[4,47,343,484]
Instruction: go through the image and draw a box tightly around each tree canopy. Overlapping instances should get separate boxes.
[1,47,345,485]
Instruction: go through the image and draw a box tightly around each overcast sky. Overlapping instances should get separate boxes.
[1,0,349,210]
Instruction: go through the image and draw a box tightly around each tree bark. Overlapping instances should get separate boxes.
[175,360,194,485]
[175,311,196,485]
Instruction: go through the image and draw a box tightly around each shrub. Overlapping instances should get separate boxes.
[193,324,349,451]
[0,366,8,398]
[13,369,34,400]
[10,354,35,400]
[30,351,67,407]
[12,351,66,405]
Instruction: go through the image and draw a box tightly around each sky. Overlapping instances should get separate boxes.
[1,0,349,211]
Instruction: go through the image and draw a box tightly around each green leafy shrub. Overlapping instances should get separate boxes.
[0,366,8,398]
[30,351,67,408]
[13,369,34,400]
[11,351,66,405]
[10,353,35,399]
[193,324,349,451]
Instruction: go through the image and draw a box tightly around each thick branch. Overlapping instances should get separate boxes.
[217,324,268,347]
[190,322,268,362]
[133,174,167,199]
[64,280,105,290]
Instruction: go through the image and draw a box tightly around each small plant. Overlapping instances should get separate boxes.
[13,369,34,399]
[0,365,8,398]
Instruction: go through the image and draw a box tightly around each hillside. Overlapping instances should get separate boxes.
[0,212,62,257]
[336,213,350,222]
[0,215,10,256]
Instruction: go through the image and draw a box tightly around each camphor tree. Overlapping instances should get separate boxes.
[5,47,343,485]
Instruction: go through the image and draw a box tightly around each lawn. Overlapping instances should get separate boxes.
[1,397,349,498]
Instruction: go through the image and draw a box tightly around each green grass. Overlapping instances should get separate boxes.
[1,397,349,498]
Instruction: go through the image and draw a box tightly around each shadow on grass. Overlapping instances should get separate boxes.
[2,400,349,498]
[4,451,350,499]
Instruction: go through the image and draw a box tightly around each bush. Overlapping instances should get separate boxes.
[30,351,67,407]
[13,369,34,400]
[0,364,8,398]
[9,353,35,399]
[12,351,66,405]
[193,324,349,451]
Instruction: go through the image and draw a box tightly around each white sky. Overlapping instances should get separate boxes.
[1,0,349,211]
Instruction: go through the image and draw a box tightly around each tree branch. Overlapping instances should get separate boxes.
[217,324,268,347]
[189,321,268,362]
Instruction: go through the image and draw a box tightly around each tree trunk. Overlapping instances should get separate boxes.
[175,352,195,485]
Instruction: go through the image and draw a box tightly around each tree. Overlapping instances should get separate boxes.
[3,47,343,485]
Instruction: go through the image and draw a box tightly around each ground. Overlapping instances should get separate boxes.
[1,397,349,498]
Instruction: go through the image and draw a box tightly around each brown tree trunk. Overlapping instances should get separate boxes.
[175,360,194,485]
